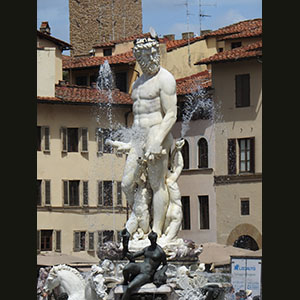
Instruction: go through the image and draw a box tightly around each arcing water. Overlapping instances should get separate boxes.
[180,85,222,138]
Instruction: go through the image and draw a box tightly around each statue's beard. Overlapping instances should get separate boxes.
[138,57,160,75]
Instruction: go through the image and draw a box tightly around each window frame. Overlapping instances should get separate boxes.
[198,195,210,229]
[198,137,208,168]
[238,137,255,173]
[240,198,250,216]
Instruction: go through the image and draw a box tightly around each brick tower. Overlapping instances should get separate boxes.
[69,0,143,56]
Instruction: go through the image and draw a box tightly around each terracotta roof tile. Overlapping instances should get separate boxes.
[37,85,133,105]
[195,40,262,65]
[165,36,205,52]
[37,30,72,50]
[176,70,212,95]
[218,27,262,41]
[203,18,262,38]
[63,51,136,69]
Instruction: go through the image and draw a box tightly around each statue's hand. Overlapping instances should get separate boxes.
[145,144,167,161]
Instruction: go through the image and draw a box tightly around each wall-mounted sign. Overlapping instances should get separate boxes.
[231,256,262,298]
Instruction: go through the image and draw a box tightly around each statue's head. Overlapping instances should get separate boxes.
[133,36,160,75]
[148,231,158,244]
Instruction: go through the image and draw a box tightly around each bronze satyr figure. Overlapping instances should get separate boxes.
[120,230,168,300]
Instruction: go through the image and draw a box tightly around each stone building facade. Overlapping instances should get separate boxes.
[69,0,142,56]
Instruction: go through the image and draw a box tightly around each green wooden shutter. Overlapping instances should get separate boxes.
[44,126,50,151]
[228,139,236,174]
[81,128,88,152]
[45,180,51,205]
[63,180,69,205]
[61,127,67,152]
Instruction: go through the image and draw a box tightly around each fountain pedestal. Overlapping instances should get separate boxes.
[111,283,179,300]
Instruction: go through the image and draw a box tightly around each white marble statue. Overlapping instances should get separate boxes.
[106,29,181,244]
[42,264,108,300]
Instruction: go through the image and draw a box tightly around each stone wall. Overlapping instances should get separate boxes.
[69,0,142,56]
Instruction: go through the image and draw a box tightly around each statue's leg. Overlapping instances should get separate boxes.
[121,148,139,208]
[122,263,140,285]
[121,274,151,300]
[125,212,138,236]
[148,155,169,237]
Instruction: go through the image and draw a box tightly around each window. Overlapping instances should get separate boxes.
[182,140,189,169]
[98,181,113,206]
[67,128,78,152]
[88,232,94,251]
[228,139,237,175]
[218,47,224,52]
[241,198,250,215]
[235,74,250,107]
[37,179,51,206]
[103,48,112,56]
[90,75,97,87]
[40,230,53,251]
[198,196,209,229]
[74,231,86,251]
[115,72,127,92]
[37,180,42,206]
[238,138,255,173]
[96,128,113,154]
[63,180,80,206]
[55,230,61,252]
[117,181,122,205]
[228,138,255,174]
[37,126,50,152]
[181,196,191,230]
[198,138,208,168]
[61,127,88,153]
[98,230,114,246]
[75,76,87,86]
[231,41,242,49]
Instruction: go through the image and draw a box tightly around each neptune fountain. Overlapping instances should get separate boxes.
[39,29,233,300]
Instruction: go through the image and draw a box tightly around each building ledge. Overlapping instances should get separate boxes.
[182,168,214,175]
[37,205,127,214]
[214,173,262,185]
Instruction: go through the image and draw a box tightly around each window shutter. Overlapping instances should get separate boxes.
[98,181,103,205]
[74,232,80,252]
[117,181,122,205]
[83,181,88,206]
[61,127,67,152]
[55,230,61,252]
[80,128,88,152]
[63,180,69,205]
[96,128,103,154]
[88,232,94,251]
[45,180,51,205]
[37,230,41,252]
[43,126,50,152]
[250,137,255,173]
[228,139,236,174]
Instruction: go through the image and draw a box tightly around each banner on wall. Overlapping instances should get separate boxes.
[231,256,262,298]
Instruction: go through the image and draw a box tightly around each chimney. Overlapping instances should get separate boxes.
[163,34,175,41]
[182,32,194,40]
[40,21,51,35]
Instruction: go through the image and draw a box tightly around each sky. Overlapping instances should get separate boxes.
[37,0,261,50]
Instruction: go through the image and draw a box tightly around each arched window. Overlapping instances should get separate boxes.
[182,139,189,169]
[233,235,259,251]
[198,138,208,168]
